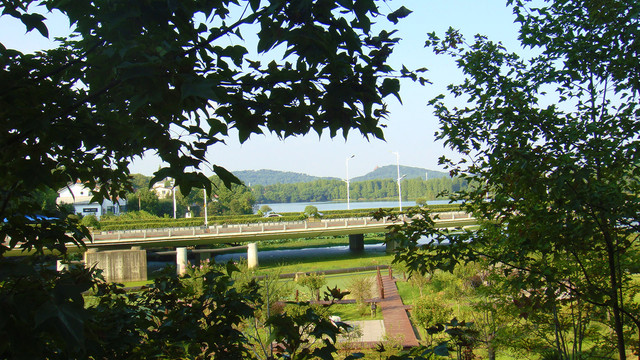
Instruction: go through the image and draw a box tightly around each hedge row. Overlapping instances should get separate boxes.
[98,214,310,231]
[96,203,463,231]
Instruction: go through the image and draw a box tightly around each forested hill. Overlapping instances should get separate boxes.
[129,170,466,204]
[251,177,467,204]
[234,170,338,186]
[352,165,448,182]
[234,166,447,186]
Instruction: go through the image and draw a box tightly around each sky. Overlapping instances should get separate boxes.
[1,1,522,179]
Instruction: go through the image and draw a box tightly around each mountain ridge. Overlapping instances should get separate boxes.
[352,165,448,182]
[233,169,339,186]
[234,166,448,186]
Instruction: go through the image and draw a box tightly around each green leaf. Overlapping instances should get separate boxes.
[19,13,49,37]
[433,342,450,356]
[180,76,218,101]
[380,78,401,103]
[213,165,242,189]
[387,6,412,25]
[35,301,85,347]
[249,0,261,12]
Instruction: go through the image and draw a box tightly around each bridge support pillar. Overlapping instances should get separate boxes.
[84,248,147,283]
[56,260,69,272]
[176,247,188,276]
[247,243,258,269]
[349,234,364,251]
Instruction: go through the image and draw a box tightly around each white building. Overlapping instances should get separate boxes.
[56,183,127,219]
[151,181,173,199]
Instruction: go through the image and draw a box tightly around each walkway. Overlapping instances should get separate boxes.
[377,272,420,348]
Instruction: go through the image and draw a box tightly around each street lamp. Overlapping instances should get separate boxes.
[344,155,355,210]
[172,179,177,219]
[392,151,405,211]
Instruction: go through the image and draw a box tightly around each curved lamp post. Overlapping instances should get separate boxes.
[392,151,405,211]
[344,155,355,210]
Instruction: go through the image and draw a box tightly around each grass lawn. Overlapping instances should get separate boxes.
[257,251,393,274]
[329,303,383,321]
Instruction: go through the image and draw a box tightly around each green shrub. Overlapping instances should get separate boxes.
[430,270,463,298]
[347,276,374,315]
[303,205,320,218]
[80,214,100,229]
[295,272,327,301]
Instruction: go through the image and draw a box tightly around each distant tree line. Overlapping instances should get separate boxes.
[122,174,466,218]
[251,177,467,204]
[125,175,254,218]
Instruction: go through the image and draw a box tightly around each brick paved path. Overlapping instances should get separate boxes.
[377,275,419,348]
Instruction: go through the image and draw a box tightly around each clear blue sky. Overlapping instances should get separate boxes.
[1,1,522,179]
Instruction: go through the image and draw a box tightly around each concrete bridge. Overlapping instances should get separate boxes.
[87,211,473,248]
[79,212,474,282]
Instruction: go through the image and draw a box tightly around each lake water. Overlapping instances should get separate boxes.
[211,235,435,263]
[147,234,439,272]
[213,243,388,263]
[256,199,455,214]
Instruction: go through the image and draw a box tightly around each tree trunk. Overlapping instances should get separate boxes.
[487,335,496,360]
[604,230,626,360]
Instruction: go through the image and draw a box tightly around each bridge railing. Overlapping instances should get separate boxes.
[88,212,473,245]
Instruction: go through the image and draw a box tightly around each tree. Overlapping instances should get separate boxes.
[390,0,640,358]
[347,276,374,315]
[208,176,255,215]
[296,272,327,301]
[126,187,160,214]
[413,295,451,346]
[303,205,320,218]
[1,0,415,255]
[258,204,273,216]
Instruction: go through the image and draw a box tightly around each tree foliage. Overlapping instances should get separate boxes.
[1,0,412,255]
[0,0,420,358]
[207,176,255,215]
[390,0,640,357]
[126,187,160,213]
